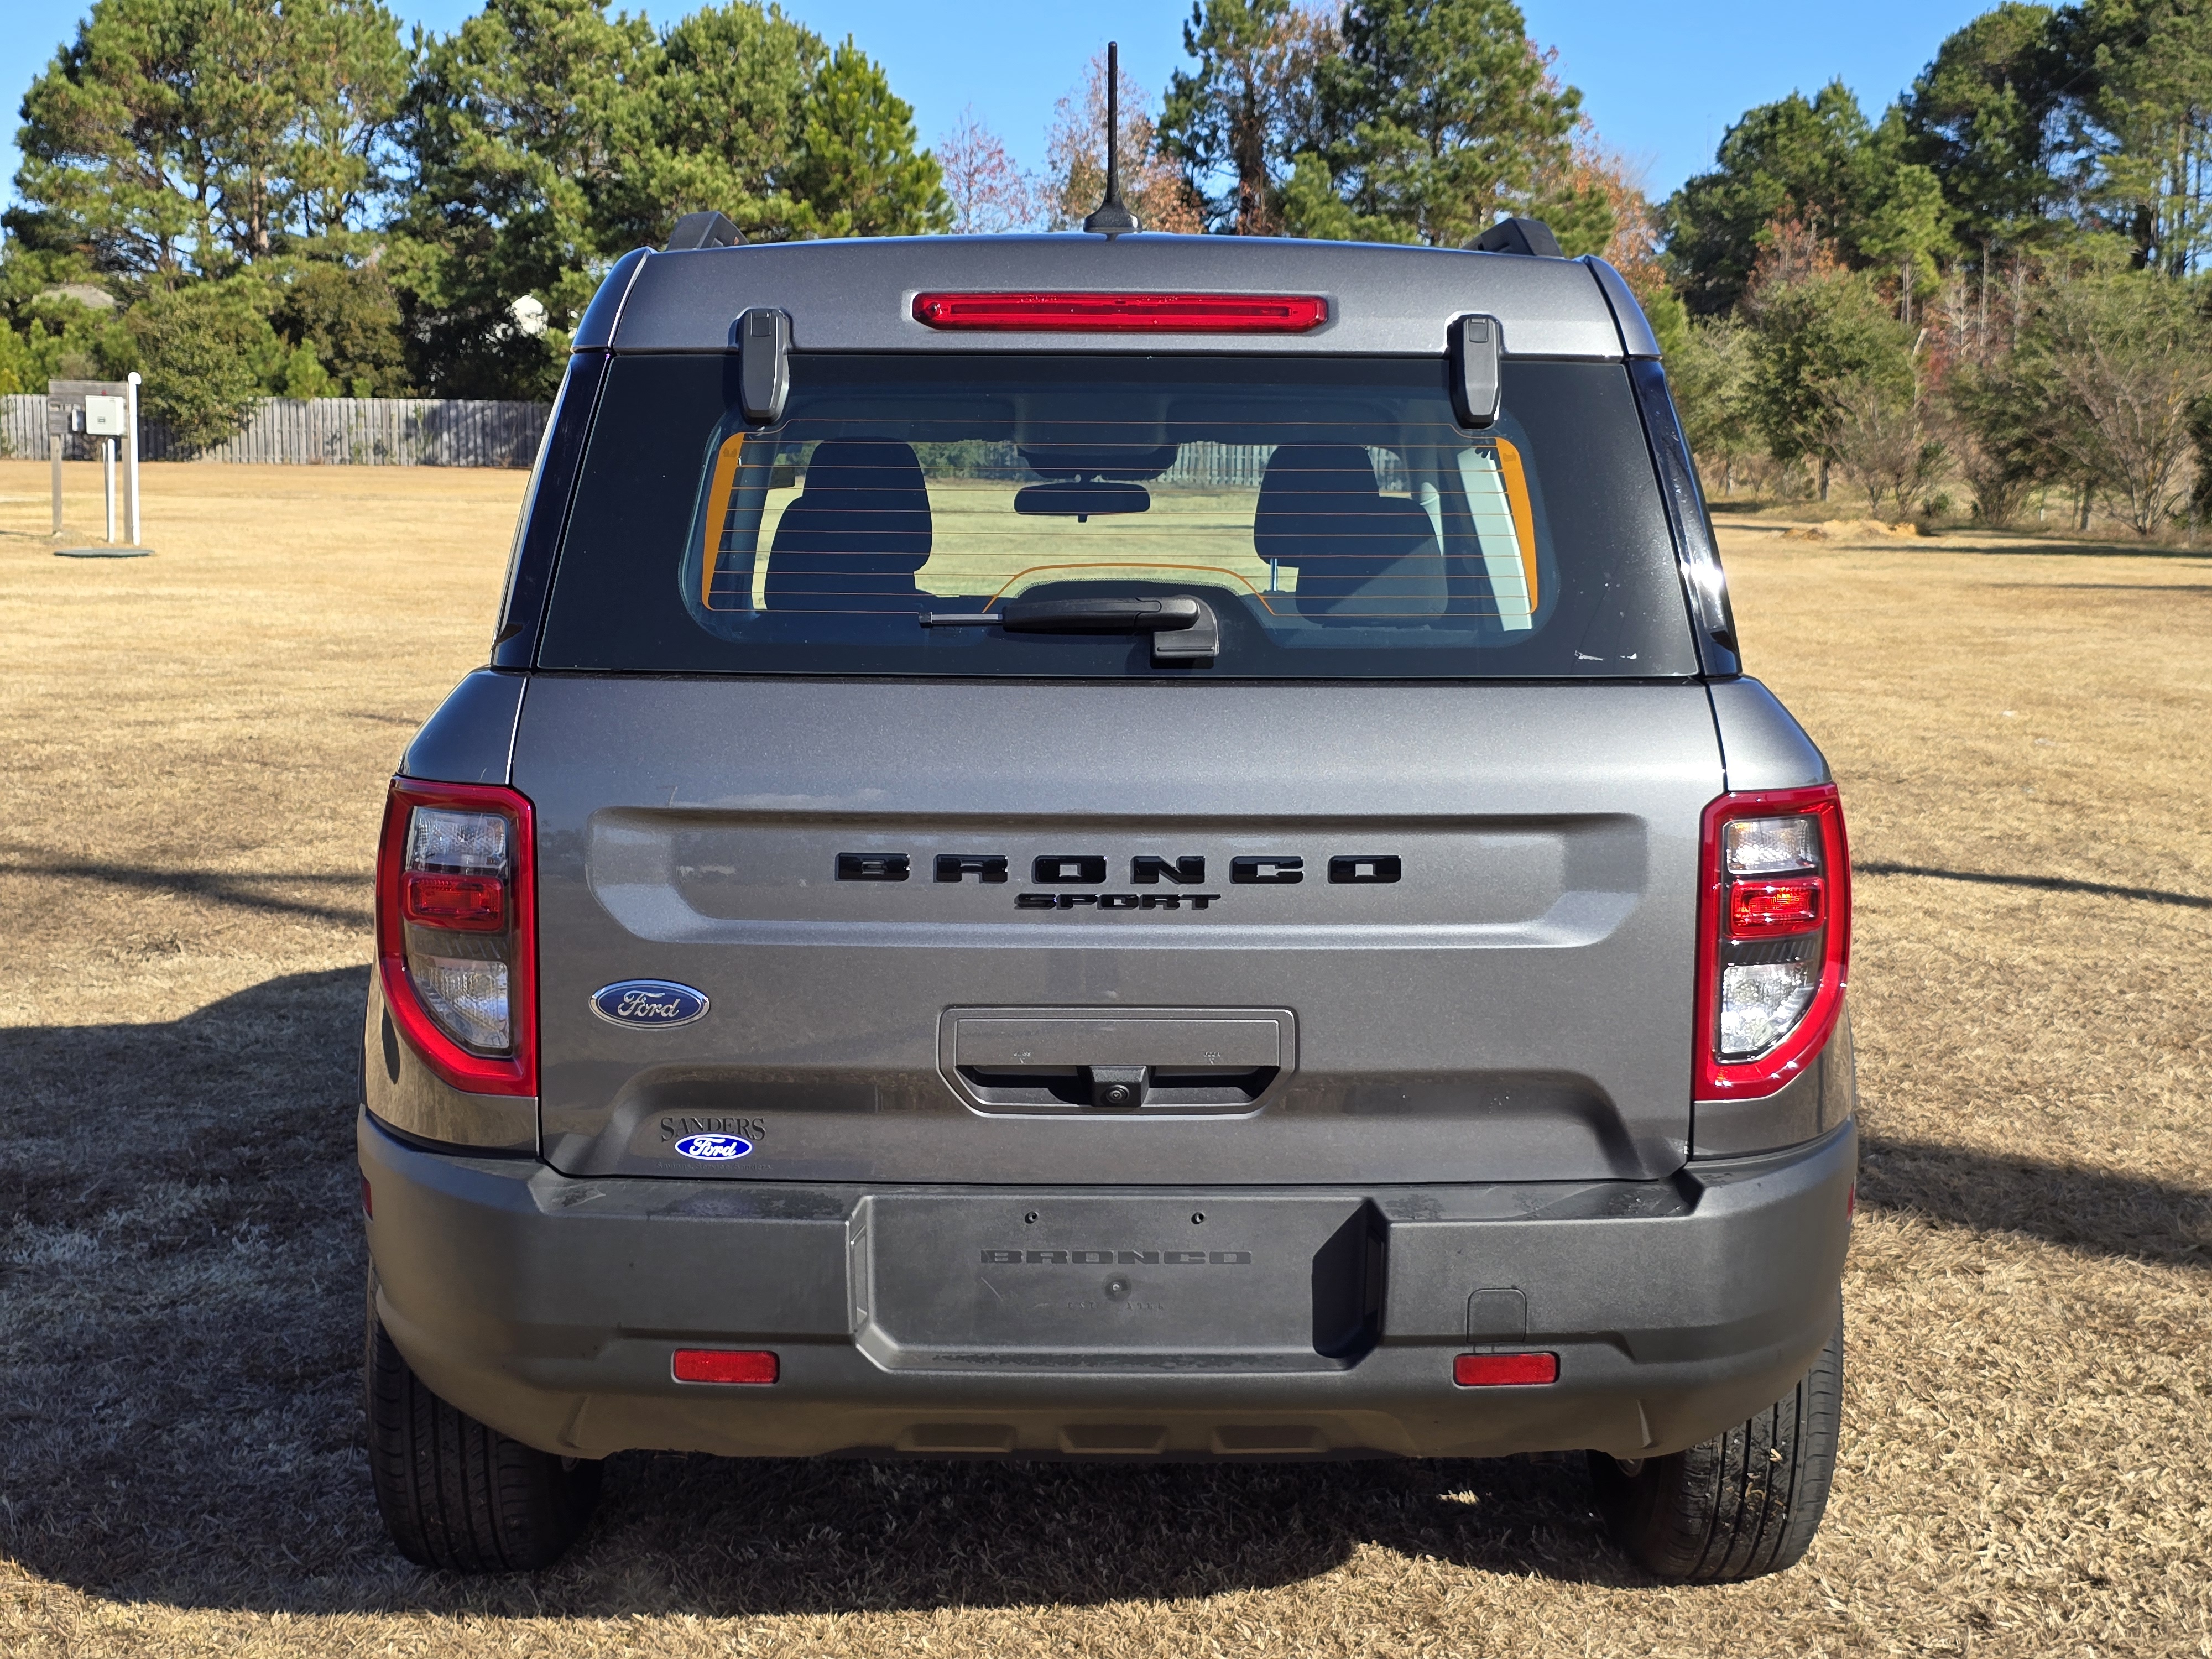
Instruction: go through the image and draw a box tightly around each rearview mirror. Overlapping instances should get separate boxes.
[1014,481,1151,520]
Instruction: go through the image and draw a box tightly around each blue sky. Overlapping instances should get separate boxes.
[2,0,1995,215]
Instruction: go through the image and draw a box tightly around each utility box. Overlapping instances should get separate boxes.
[84,394,128,436]
[48,378,133,447]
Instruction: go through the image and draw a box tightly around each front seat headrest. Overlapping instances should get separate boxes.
[1254,445,1385,571]
[1254,442,1437,619]
[764,439,933,612]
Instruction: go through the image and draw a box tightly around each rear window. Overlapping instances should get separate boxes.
[537,353,1699,677]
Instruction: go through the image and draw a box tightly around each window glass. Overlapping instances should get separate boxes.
[539,354,1699,679]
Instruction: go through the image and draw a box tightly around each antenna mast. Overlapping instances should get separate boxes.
[1082,41,1140,237]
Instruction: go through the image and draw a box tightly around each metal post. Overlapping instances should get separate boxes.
[125,372,142,546]
[103,439,117,542]
[50,436,62,536]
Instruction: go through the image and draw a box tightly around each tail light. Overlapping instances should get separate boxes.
[911,291,1329,333]
[1694,785,1850,1099]
[374,779,536,1095]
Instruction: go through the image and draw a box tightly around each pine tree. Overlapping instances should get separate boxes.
[1159,0,1333,234]
[1302,0,1584,247]
[782,40,950,239]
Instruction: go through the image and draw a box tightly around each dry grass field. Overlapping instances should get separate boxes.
[1,459,2208,1657]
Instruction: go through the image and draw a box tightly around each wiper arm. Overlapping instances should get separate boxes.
[922,594,1218,663]
[924,595,1201,630]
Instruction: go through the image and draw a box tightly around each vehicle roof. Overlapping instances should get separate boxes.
[581,233,1658,360]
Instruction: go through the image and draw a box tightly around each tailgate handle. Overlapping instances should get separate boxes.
[953,1016,1281,1068]
[946,1009,1294,1113]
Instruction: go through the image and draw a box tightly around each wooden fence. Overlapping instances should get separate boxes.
[1,395,550,467]
[0,404,1410,486]
[1162,442,1410,492]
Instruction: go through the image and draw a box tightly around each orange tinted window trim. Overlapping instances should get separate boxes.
[1493,437,1538,612]
[701,432,747,608]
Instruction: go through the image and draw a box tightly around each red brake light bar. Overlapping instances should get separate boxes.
[912,291,1328,333]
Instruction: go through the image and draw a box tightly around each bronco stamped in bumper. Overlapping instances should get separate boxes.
[360,1110,1854,1463]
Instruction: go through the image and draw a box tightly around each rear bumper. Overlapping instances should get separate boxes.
[360,1111,1854,1462]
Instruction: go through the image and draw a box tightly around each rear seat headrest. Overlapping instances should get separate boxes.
[763,438,933,612]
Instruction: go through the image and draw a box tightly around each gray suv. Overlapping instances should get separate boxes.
[360,220,1855,1583]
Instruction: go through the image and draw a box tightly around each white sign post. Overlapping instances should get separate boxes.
[48,377,149,558]
[85,393,124,542]
[126,372,142,546]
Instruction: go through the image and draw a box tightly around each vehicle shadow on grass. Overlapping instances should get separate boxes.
[0,853,372,926]
[1857,1137,2210,1270]
[0,969,2203,1616]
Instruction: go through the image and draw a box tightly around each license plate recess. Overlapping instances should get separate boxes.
[848,1193,1384,1373]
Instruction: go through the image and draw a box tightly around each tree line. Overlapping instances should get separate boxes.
[2,0,1656,443]
[9,0,2209,533]
[1663,0,2212,535]
[0,0,950,436]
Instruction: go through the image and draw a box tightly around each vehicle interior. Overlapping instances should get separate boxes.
[690,430,1542,636]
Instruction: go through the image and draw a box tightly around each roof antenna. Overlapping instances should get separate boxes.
[1082,41,1140,238]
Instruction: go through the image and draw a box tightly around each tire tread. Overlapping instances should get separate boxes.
[365,1274,598,1571]
[1589,1310,1844,1583]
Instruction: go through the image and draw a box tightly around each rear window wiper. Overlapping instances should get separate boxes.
[922,595,1218,662]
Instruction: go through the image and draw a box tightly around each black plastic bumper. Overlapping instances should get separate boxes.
[360,1110,1854,1462]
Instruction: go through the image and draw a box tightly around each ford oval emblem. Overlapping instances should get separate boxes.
[591,979,709,1028]
[675,1134,752,1161]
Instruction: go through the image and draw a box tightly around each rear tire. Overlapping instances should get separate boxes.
[365,1273,600,1571]
[1588,1310,1843,1583]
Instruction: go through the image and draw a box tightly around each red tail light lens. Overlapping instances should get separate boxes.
[912,291,1328,333]
[1695,786,1850,1100]
[375,779,536,1096]
[401,871,505,930]
[1728,878,1823,937]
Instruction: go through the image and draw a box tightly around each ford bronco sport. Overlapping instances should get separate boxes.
[360,213,1855,1583]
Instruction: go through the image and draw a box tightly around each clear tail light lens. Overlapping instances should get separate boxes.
[1718,959,1820,1055]
[1723,815,1820,874]
[1695,786,1850,1099]
[410,954,512,1051]
[375,780,536,1096]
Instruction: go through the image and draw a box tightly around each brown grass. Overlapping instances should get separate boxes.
[1,461,2208,1656]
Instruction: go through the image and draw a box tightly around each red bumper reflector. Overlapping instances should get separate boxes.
[672,1349,779,1385]
[1454,1352,1558,1387]
[1728,878,1823,937]
[912,291,1328,333]
[401,870,506,931]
